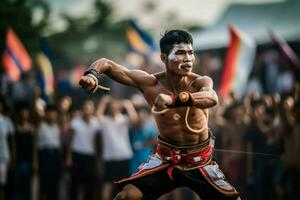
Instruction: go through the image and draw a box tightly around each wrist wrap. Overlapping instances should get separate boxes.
[83,69,100,93]
[170,92,194,108]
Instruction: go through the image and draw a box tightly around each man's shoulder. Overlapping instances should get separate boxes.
[190,73,211,79]
[153,71,165,78]
[129,69,157,86]
[190,73,213,83]
[138,71,163,87]
[188,74,215,91]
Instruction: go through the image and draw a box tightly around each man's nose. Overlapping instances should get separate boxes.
[183,54,193,62]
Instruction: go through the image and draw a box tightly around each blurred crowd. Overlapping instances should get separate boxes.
[0,93,158,200]
[210,85,300,200]
[0,48,299,200]
[196,47,300,200]
[0,83,299,200]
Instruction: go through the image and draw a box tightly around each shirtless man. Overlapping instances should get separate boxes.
[79,30,240,200]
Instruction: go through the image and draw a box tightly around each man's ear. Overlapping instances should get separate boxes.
[160,53,167,63]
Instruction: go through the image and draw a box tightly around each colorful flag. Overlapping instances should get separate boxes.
[1,27,32,81]
[269,30,300,77]
[125,20,160,68]
[219,25,256,98]
[36,38,54,100]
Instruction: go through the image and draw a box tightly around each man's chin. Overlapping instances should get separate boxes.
[177,71,191,77]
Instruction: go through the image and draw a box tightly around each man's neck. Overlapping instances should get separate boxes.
[165,71,188,94]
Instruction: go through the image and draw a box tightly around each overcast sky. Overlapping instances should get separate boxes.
[42,0,285,35]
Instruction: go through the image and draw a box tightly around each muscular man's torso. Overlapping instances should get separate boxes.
[140,72,209,146]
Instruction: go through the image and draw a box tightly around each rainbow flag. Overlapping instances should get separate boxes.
[125,20,160,68]
[219,25,256,98]
[36,38,54,100]
[1,27,32,81]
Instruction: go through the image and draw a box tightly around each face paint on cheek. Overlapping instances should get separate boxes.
[178,64,183,70]
[168,46,180,61]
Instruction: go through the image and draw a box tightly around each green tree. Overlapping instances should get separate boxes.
[0,0,50,53]
[47,0,130,69]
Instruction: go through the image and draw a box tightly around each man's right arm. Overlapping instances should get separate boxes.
[79,58,153,92]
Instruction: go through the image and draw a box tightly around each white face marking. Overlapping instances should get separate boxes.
[168,46,180,61]
[166,43,195,72]
[178,64,183,70]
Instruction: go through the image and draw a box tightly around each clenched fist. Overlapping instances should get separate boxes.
[154,94,173,109]
[79,75,97,93]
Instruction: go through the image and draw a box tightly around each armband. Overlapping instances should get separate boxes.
[170,92,194,108]
[84,69,101,79]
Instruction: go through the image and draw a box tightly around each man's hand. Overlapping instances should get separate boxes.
[79,76,97,93]
[154,94,173,109]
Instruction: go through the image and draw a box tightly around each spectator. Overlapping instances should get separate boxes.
[129,96,158,174]
[57,96,73,200]
[12,101,37,200]
[280,91,300,199]
[97,95,138,200]
[37,104,62,200]
[66,99,102,200]
[0,98,14,200]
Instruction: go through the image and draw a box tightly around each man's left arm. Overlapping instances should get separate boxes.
[190,76,218,109]
[153,76,218,110]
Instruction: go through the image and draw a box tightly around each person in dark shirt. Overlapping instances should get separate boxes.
[12,102,37,200]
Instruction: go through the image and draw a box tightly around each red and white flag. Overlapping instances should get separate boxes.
[219,25,256,98]
[1,27,32,81]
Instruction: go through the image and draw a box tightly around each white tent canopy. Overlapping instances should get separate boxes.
[192,0,300,51]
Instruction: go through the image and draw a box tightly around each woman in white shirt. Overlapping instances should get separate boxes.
[97,95,138,200]
[37,104,61,200]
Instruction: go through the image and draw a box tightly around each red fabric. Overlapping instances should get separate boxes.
[156,144,213,180]
[1,27,32,81]
[6,27,32,71]
[2,51,21,81]
[219,25,240,97]
[170,95,176,108]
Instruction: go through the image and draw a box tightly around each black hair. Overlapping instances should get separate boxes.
[159,30,193,55]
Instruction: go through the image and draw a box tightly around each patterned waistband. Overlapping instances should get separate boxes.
[155,132,215,174]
